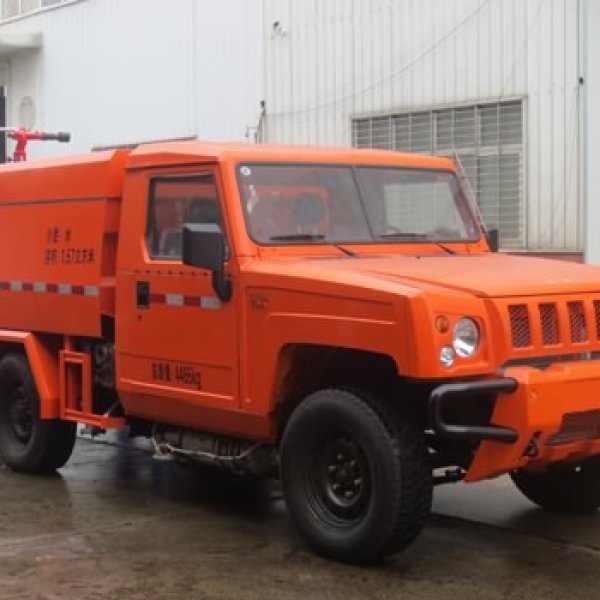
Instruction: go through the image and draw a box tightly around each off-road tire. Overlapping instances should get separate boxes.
[0,353,76,473]
[511,457,600,513]
[281,388,432,564]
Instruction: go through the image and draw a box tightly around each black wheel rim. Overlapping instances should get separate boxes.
[306,433,372,524]
[8,385,34,443]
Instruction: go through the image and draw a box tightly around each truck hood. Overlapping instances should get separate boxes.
[263,252,600,298]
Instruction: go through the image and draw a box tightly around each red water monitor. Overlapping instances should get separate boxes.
[0,127,70,162]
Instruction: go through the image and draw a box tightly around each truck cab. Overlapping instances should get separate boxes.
[115,144,488,438]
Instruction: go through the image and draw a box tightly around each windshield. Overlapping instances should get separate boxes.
[238,164,480,245]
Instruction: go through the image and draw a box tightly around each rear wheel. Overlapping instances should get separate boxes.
[0,353,76,473]
[511,457,600,513]
[281,388,432,564]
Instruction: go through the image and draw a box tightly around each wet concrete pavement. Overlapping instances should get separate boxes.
[1,436,600,600]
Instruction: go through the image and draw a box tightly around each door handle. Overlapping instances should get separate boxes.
[136,281,150,309]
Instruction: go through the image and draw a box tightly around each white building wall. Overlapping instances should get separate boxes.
[0,0,264,156]
[263,0,582,253]
[0,0,584,253]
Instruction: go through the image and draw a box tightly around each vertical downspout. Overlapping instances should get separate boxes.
[582,0,600,264]
[260,0,268,142]
[191,0,199,139]
[580,0,588,261]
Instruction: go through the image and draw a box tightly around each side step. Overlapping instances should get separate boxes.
[59,350,125,429]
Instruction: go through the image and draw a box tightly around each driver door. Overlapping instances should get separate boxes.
[117,168,239,429]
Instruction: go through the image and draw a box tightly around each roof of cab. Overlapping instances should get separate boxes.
[127,140,456,171]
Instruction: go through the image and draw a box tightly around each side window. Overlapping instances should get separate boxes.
[146,173,222,260]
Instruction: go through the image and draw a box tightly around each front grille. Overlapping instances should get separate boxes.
[509,304,531,348]
[547,410,600,446]
[568,301,587,343]
[539,303,559,345]
[507,297,597,351]
[594,300,600,341]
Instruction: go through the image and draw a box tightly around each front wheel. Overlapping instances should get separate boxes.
[511,457,600,513]
[0,353,76,473]
[281,389,432,564]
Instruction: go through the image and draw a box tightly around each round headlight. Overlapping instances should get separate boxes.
[453,318,479,358]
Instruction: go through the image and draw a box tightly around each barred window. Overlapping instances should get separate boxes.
[352,100,524,249]
[2,0,65,19]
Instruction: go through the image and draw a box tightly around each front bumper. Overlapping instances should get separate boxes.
[429,360,600,482]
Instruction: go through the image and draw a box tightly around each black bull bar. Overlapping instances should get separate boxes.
[428,378,519,444]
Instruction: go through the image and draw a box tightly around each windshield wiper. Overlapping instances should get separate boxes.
[269,234,326,241]
[378,232,430,240]
[268,235,359,257]
[434,243,457,255]
[334,244,358,257]
[378,232,457,255]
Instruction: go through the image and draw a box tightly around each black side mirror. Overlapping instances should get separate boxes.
[486,228,499,253]
[183,223,224,270]
[183,223,232,302]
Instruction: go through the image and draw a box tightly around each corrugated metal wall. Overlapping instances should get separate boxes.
[263,0,582,252]
[0,0,263,155]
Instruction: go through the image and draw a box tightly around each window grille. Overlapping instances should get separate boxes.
[352,100,524,249]
[2,0,66,19]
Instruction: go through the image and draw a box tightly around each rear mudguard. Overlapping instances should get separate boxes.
[0,330,60,419]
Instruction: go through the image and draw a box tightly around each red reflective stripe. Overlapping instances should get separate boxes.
[183,296,202,307]
[0,282,207,307]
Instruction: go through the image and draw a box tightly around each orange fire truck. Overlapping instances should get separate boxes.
[1,138,600,564]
